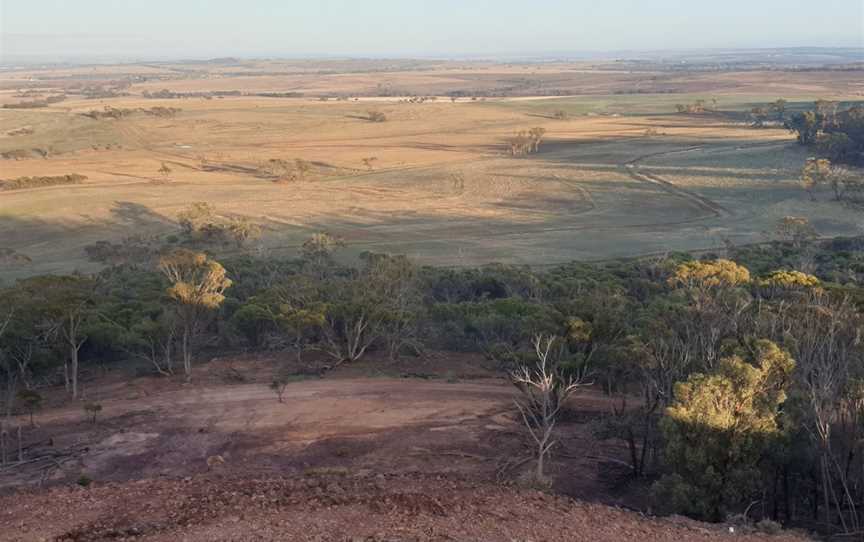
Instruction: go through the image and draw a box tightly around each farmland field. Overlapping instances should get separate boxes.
[0,60,862,279]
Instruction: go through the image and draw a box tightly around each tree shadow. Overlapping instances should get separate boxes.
[110,201,175,229]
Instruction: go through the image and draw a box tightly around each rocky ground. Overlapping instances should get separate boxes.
[1,473,809,541]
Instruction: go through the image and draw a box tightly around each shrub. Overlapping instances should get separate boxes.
[668,259,751,290]
[759,270,820,289]
[83,402,103,423]
[653,341,794,521]
[756,519,783,535]
[2,95,65,109]
[1,174,87,191]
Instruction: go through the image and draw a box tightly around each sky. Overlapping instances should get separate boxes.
[1,0,862,62]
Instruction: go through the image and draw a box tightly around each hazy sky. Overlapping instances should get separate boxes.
[1,0,862,61]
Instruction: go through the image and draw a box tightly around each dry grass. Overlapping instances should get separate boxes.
[0,62,861,278]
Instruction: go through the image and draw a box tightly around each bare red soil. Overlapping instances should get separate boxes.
[0,353,811,541]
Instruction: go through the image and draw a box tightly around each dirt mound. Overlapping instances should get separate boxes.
[1,474,809,542]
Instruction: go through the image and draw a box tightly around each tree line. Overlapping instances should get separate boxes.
[506,127,546,156]
[786,100,864,166]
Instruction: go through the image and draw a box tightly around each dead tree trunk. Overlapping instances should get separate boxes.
[511,335,589,483]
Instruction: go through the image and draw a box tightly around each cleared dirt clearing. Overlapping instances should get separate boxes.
[0,354,810,541]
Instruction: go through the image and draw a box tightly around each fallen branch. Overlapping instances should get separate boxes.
[579,454,635,470]
[495,455,532,482]
[0,444,87,473]
[409,446,489,461]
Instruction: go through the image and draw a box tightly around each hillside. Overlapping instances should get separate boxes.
[0,355,810,541]
[2,474,808,541]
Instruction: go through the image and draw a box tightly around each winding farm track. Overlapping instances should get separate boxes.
[623,145,731,218]
[255,141,762,257]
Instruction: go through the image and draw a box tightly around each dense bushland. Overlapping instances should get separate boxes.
[1,231,864,533]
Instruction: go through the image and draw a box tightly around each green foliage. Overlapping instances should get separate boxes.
[159,250,232,379]
[176,202,261,247]
[817,132,855,163]
[177,202,217,235]
[668,259,751,290]
[654,341,794,520]
[85,266,176,373]
[786,110,820,145]
[10,275,98,397]
[301,232,344,274]
[16,389,43,409]
[220,255,302,300]
[788,103,864,166]
[359,252,423,358]
[160,250,232,310]
[801,158,833,199]
[770,99,787,122]
[0,174,86,191]
[2,226,863,530]
[230,302,274,347]
[756,519,783,535]
[269,377,292,402]
[83,401,103,423]
[431,297,558,364]
[16,389,43,424]
[84,235,160,267]
[0,286,60,377]
[674,99,709,114]
[750,106,768,127]
[775,216,817,248]
[759,270,820,289]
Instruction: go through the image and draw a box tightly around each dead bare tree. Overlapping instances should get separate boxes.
[511,335,589,483]
[322,312,378,365]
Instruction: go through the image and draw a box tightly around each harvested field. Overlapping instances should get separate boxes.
[0,71,861,279]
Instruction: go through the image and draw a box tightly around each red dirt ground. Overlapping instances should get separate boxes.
[0,353,811,541]
[2,474,810,541]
